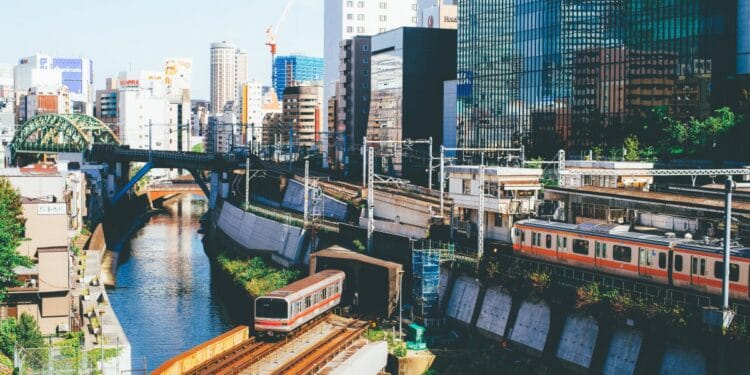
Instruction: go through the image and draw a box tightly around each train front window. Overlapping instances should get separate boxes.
[256,298,287,319]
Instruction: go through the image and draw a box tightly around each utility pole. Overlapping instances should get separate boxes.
[478,164,485,262]
[362,136,367,187]
[245,154,250,209]
[367,147,375,253]
[428,137,433,190]
[304,159,310,227]
[723,176,734,311]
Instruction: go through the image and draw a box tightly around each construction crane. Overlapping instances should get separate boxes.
[266,0,295,85]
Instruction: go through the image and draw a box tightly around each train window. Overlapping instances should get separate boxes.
[521,230,525,242]
[595,242,600,256]
[572,239,589,255]
[674,255,683,272]
[256,298,287,319]
[692,258,706,276]
[602,244,607,258]
[639,248,652,266]
[322,287,328,299]
[515,228,522,237]
[563,237,567,250]
[714,262,740,282]
[546,235,552,249]
[613,245,632,262]
[305,296,311,308]
[658,253,667,269]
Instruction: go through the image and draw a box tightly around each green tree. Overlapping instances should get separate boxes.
[191,143,205,153]
[0,317,17,357]
[0,177,32,302]
[623,134,641,161]
[16,313,44,350]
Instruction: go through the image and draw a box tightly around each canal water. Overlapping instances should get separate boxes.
[107,195,236,371]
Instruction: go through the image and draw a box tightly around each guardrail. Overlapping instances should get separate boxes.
[152,326,250,375]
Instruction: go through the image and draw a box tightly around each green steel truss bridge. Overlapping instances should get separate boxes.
[9,113,119,159]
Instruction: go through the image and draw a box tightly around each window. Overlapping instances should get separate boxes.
[363,57,369,63]
[639,248,652,266]
[558,236,568,250]
[595,242,600,256]
[347,26,353,33]
[613,245,632,262]
[462,179,471,194]
[692,258,706,276]
[357,26,365,33]
[674,255,683,272]
[545,235,552,249]
[322,287,327,299]
[714,261,740,282]
[601,244,607,258]
[494,213,503,228]
[658,253,667,269]
[572,239,589,255]
[520,230,525,242]
[305,296,311,308]
[379,15,387,22]
[347,13,353,20]
[347,1,353,6]
[379,2,387,9]
[357,14,365,21]
[357,1,364,7]
[255,298,287,319]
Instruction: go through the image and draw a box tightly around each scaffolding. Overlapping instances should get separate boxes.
[412,241,455,326]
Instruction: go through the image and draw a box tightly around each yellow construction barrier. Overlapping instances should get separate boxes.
[151,326,249,375]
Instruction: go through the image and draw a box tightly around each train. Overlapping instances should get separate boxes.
[254,269,345,338]
[511,219,750,301]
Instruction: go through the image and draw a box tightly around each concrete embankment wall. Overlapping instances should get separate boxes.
[282,179,348,221]
[216,201,308,267]
[152,326,249,375]
[440,268,747,374]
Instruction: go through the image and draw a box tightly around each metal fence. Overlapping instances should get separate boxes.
[14,346,146,375]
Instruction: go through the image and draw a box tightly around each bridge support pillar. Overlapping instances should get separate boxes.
[111,162,153,205]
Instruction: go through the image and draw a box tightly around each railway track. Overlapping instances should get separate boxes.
[270,318,370,375]
[187,313,334,374]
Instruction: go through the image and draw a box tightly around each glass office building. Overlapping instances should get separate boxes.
[457,0,743,156]
[273,55,324,102]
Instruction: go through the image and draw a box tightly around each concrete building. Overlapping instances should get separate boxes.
[417,0,458,29]
[117,69,190,154]
[446,165,543,243]
[239,80,263,149]
[0,64,15,155]
[94,79,119,136]
[366,27,457,184]
[52,57,94,115]
[323,0,418,126]
[273,55,324,102]
[13,53,62,94]
[334,36,371,171]
[210,42,246,114]
[17,86,71,123]
[191,100,210,137]
[282,84,324,149]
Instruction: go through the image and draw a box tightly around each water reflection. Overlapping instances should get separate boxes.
[107,195,235,371]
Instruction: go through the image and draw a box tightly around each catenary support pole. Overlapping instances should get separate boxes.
[367,147,375,253]
[304,160,310,227]
[723,176,734,310]
[428,137,433,190]
[478,164,485,263]
[440,146,445,215]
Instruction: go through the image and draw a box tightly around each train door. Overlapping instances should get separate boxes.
[638,248,646,276]
[594,241,601,268]
[690,256,706,286]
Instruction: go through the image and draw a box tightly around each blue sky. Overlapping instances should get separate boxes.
[0,0,323,100]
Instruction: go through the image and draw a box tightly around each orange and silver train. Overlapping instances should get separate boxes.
[254,269,345,337]
[511,219,750,301]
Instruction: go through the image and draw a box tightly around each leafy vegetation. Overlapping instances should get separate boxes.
[191,143,205,153]
[0,177,33,302]
[217,253,301,297]
[366,328,407,357]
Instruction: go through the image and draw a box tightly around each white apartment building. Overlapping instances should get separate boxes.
[323,0,418,118]
[210,42,247,114]
[117,70,190,153]
[239,80,263,149]
[13,54,61,94]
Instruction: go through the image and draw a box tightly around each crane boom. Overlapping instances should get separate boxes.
[266,0,296,84]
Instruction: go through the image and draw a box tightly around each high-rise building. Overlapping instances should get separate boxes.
[323,0,419,125]
[740,0,750,75]
[210,41,246,114]
[273,55,324,101]
[239,80,263,149]
[17,86,71,123]
[282,84,324,149]
[417,0,458,29]
[457,0,745,156]
[0,64,14,146]
[334,36,371,171]
[94,77,119,135]
[367,27,456,184]
[51,58,93,114]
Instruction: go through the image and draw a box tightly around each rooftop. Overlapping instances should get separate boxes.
[446,165,543,177]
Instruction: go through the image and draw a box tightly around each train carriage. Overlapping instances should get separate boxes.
[254,269,345,338]
[511,219,750,302]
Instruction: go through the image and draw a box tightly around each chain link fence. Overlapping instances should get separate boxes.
[14,346,146,375]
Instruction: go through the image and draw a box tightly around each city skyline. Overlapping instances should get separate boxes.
[0,0,324,100]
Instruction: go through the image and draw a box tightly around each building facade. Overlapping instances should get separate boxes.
[273,55,324,102]
[457,0,746,156]
[417,0,458,29]
[51,57,94,114]
[240,80,263,149]
[366,27,456,183]
[17,86,71,123]
[323,0,419,127]
[210,42,245,114]
[334,36,371,171]
[282,84,324,150]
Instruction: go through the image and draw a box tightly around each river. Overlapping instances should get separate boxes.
[107,195,236,371]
